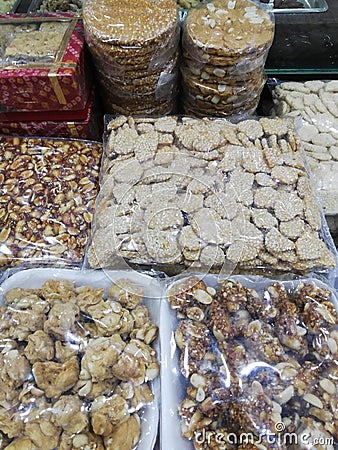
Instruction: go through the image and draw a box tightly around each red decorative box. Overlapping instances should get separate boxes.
[0,16,91,112]
[0,88,103,140]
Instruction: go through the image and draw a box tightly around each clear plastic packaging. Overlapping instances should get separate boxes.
[0,17,90,113]
[270,80,338,246]
[181,0,274,117]
[83,0,179,115]
[0,268,161,450]
[85,115,337,277]
[0,136,102,268]
[0,19,68,64]
[161,274,338,450]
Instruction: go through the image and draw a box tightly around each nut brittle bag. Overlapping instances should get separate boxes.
[0,137,102,268]
[161,274,338,450]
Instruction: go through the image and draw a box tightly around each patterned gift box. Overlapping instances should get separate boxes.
[0,15,91,112]
[0,87,103,140]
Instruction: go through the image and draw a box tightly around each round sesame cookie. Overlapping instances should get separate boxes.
[183,0,274,58]
[83,0,178,47]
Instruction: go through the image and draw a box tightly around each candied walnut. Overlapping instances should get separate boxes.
[33,357,79,398]
[40,280,76,305]
[275,313,308,356]
[85,301,124,336]
[293,361,321,395]
[130,383,154,410]
[301,300,337,334]
[112,352,145,383]
[131,305,150,328]
[246,286,278,322]
[4,290,48,314]
[215,280,248,312]
[130,321,158,344]
[244,320,285,363]
[44,303,79,340]
[292,283,332,309]
[91,394,129,436]
[175,320,211,361]
[0,306,45,341]
[0,409,24,439]
[1,349,30,389]
[24,330,54,363]
[75,286,105,311]
[229,381,277,437]
[80,335,125,382]
[104,414,141,450]
[168,276,210,314]
[75,378,118,400]
[209,300,233,341]
[54,340,78,363]
[25,405,60,449]
[59,429,105,450]
[108,279,144,310]
[53,395,88,434]
[112,339,158,383]
[2,437,35,450]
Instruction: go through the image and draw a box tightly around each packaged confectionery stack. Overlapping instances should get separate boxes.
[0,16,102,140]
[181,0,274,117]
[270,79,338,247]
[83,0,179,116]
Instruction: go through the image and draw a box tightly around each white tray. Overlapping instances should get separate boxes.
[0,268,163,450]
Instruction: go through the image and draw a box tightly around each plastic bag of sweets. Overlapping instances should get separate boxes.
[0,268,162,450]
[161,274,338,450]
[83,0,180,116]
[270,80,338,247]
[0,136,102,268]
[85,115,336,278]
[181,0,274,117]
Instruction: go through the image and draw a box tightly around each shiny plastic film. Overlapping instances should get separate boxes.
[0,137,102,268]
[0,268,161,450]
[82,0,180,116]
[85,115,336,276]
[181,0,274,118]
[161,274,338,450]
[0,20,69,65]
[270,80,338,245]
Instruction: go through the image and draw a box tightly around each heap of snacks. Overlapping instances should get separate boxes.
[83,0,179,115]
[271,80,338,246]
[168,276,338,449]
[0,277,159,450]
[271,80,338,213]
[181,0,274,117]
[87,115,336,273]
[0,137,102,268]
